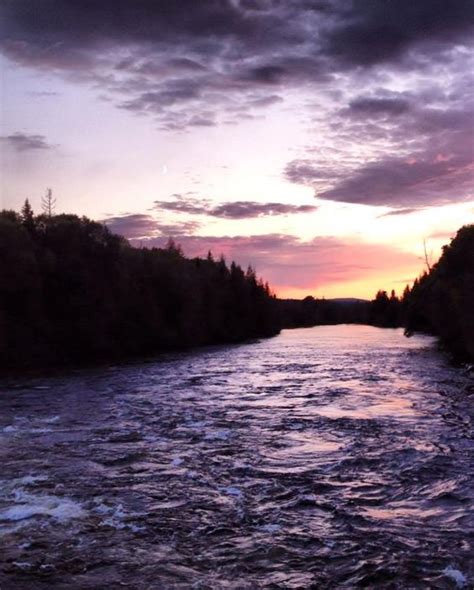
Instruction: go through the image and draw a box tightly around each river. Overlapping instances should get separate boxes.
[0,325,473,589]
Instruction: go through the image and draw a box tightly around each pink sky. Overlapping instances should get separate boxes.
[1,2,472,298]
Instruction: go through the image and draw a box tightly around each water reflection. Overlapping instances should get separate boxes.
[0,325,472,588]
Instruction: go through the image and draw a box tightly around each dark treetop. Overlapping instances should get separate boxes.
[0,207,279,371]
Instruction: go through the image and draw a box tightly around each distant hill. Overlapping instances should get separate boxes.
[278,296,370,328]
[329,297,369,305]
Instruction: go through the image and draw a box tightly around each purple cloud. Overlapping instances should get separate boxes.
[378,208,423,218]
[154,195,318,219]
[1,132,53,152]
[286,97,474,208]
[1,0,472,131]
[101,213,200,239]
[347,97,411,117]
[210,201,317,218]
[2,0,472,213]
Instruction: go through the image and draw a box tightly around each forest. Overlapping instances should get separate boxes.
[280,224,474,362]
[1,201,472,371]
[0,203,280,370]
[403,224,474,362]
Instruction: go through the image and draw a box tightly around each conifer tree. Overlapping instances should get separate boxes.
[21,199,35,232]
[42,188,56,217]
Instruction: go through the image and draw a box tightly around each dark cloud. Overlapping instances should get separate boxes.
[307,149,473,208]
[324,0,474,67]
[2,0,472,130]
[3,1,471,67]
[188,115,216,127]
[211,201,317,218]
[0,132,53,152]
[348,97,412,117]
[101,213,200,239]
[154,196,210,216]
[239,65,287,85]
[154,195,318,218]
[286,98,474,208]
[101,214,159,239]
[2,0,472,210]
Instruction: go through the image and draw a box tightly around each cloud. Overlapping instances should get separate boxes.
[317,155,473,208]
[134,232,421,293]
[285,160,340,186]
[211,201,317,218]
[155,220,202,236]
[2,0,472,212]
[154,196,210,216]
[101,214,159,239]
[1,0,472,131]
[99,208,423,295]
[378,208,422,218]
[99,210,421,294]
[101,213,200,239]
[0,132,53,152]
[286,97,474,208]
[28,90,59,97]
[323,0,474,67]
[347,97,412,117]
[154,195,318,218]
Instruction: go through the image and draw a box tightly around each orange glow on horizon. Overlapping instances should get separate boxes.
[274,273,420,301]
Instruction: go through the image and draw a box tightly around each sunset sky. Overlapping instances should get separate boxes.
[1,1,473,299]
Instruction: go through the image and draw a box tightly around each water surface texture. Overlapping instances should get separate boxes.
[1,326,473,589]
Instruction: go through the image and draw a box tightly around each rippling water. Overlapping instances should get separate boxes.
[1,325,473,589]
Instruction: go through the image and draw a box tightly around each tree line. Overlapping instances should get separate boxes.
[403,224,474,362]
[279,225,474,362]
[0,203,280,371]
[368,224,474,362]
[1,200,471,370]
[278,291,405,330]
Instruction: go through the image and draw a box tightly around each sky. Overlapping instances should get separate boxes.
[1,1,473,299]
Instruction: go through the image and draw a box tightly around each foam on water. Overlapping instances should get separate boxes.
[0,491,85,523]
[204,429,232,441]
[42,415,60,423]
[0,475,85,537]
[0,475,48,494]
[0,325,472,588]
[443,565,468,588]
[93,500,144,532]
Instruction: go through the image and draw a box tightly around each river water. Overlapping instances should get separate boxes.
[0,325,473,589]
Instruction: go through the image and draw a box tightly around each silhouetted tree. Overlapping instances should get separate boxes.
[404,225,474,361]
[21,199,35,233]
[42,188,56,217]
[0,206,280,371]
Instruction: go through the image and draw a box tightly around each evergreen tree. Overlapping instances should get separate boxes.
[0,204,281,370]
[20,199,35,232]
